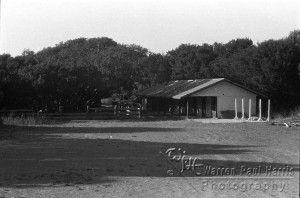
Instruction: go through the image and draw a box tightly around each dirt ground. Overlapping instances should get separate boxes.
[0,120,299,198]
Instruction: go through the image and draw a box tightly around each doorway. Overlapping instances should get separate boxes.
[196,96,217,118]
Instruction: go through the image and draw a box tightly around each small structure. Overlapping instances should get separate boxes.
[137,78,266,119]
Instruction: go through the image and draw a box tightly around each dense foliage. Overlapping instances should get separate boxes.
[1,31,299,112]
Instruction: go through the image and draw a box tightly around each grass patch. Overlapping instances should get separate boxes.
[0,115,54,126]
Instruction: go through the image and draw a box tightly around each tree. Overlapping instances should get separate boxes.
[1,31,299,113]
[133,53,171,88]
[96,44,148,97]
[167,44,217,80]
[256,36,300,111]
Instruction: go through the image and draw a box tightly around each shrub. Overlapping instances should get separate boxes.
[273,106,300,122]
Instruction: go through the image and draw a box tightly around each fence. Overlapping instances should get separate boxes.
[87,106,141,119]
[0,107,141,120]
[0,109,34,117]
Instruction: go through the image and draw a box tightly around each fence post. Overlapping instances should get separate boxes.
[86,105,89,113]
[59,106,63,117]
[139,107,141,119]
[58,106,62,117]
[114,105,117,118]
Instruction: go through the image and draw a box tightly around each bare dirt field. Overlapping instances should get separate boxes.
[0,120,299,198]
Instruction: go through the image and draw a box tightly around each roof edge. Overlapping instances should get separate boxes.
[224,79,268,98]
[137,78,268,99]
[172,78,225,99]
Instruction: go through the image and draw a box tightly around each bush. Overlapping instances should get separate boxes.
[288,106,300,117]
[273,106,300,122]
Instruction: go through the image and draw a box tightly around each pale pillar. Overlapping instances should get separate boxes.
[258,99,262,121]
[267,99,271,122]
[234,98,238,119]
[248,99,252,121]
[241,98,245,120]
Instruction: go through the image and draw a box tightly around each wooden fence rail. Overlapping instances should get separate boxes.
[0,107,142,120]
[0,109,34,117]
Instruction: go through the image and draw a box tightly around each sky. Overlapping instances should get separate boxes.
[0,0,299,56]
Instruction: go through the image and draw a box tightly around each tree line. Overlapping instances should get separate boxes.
[0,30,299,113]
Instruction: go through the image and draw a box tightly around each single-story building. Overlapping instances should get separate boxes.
[137,78,267,118]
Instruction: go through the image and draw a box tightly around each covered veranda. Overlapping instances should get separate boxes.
[143,96,217,118]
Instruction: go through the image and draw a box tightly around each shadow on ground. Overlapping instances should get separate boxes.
[0,125,299,187]
[0,125,184,135]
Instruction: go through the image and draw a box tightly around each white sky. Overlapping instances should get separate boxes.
[0,0,299,56]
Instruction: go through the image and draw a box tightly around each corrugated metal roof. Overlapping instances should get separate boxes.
[137,78,267,99]
[137,78,225,99]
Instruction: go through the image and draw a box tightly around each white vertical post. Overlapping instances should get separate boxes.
[248,99,252,121]
[234,98,238,119]
[258,99,262,121]
[241,98,245,120]
[267,99,271,122]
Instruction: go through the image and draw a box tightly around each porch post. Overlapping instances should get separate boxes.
[258,99,262,121]
[241,98,245,120]
[267,99,271,122]
[248,99,252,121]
[234,98,238,119]
[186,98,189,119]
